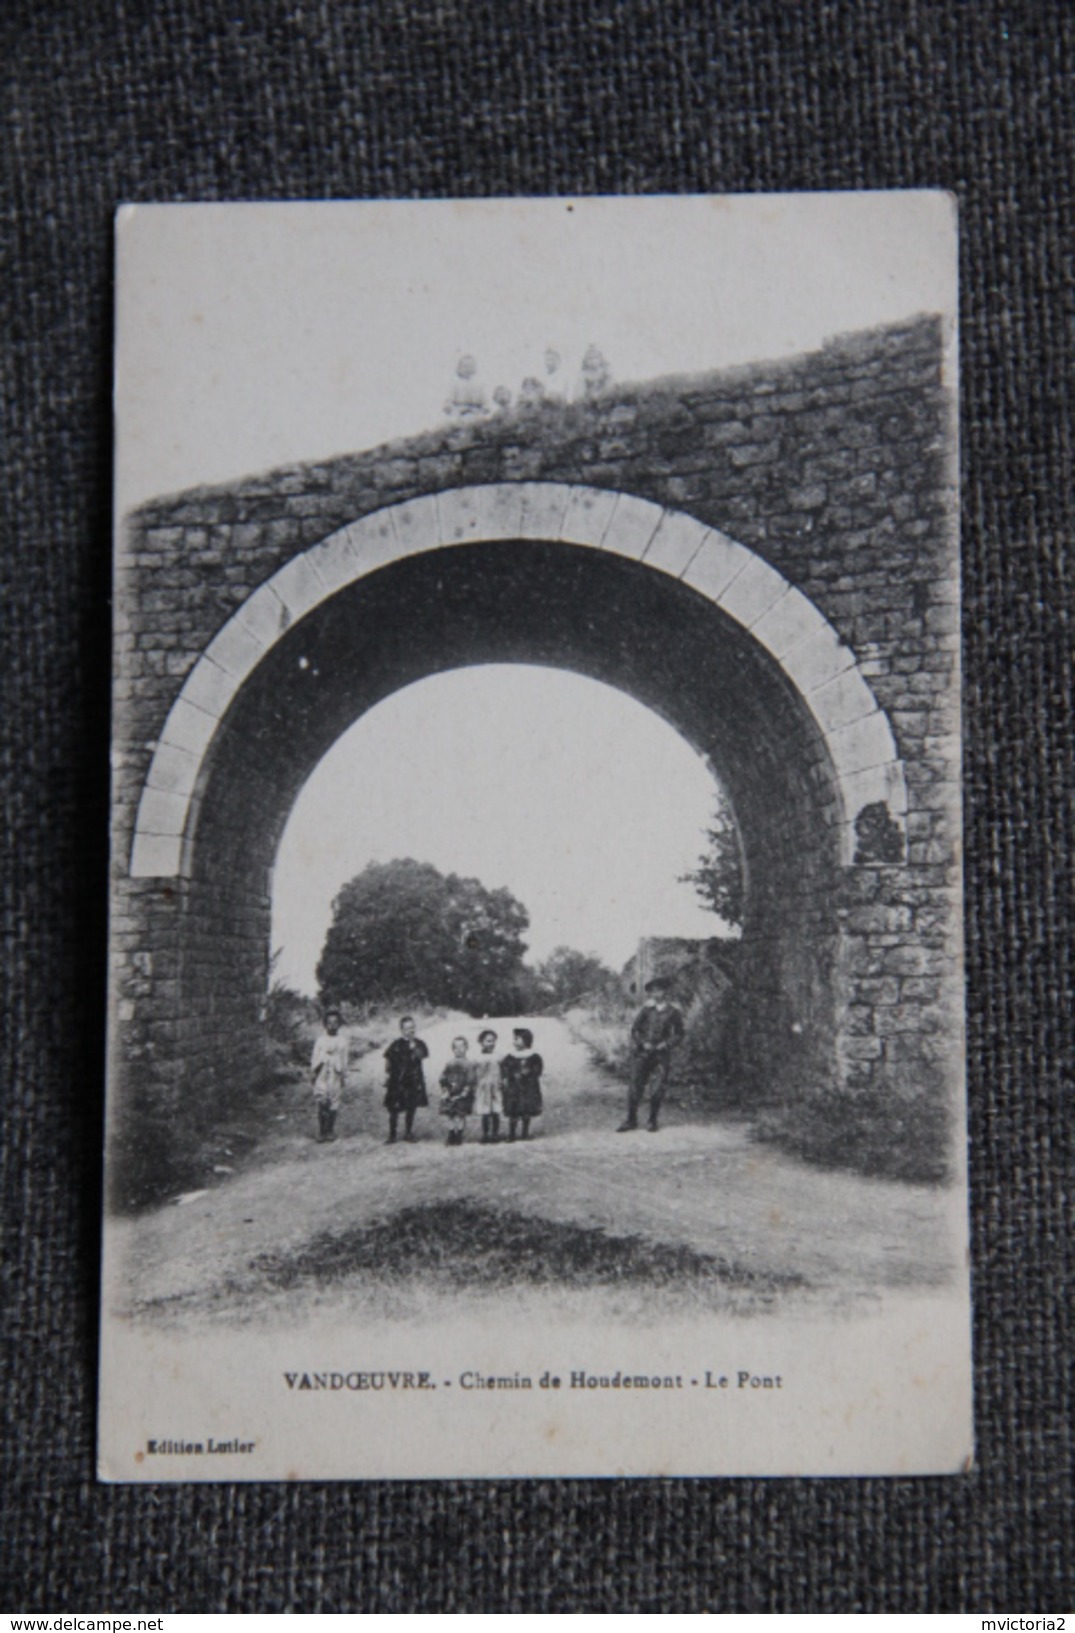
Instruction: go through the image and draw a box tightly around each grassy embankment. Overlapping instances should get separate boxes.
[112,992,458,1211]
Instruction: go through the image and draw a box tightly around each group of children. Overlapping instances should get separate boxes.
[437,1027,544,1146]
[310,1012,544,1147]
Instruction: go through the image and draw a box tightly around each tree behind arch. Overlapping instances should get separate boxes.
[316,858,530,1015]
[538,946,618,1006]
[679,799,745,930]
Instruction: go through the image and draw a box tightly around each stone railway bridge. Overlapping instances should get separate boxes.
[110,317,961,1175]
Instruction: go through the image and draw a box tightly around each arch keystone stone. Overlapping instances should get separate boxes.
[518,482,574,540]
[435,486,485,544]
[470,483,525,542]
[559,485,620,547]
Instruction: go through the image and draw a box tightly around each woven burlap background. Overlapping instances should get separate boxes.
[2,0,1071,1611]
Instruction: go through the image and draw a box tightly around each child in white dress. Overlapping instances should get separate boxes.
[471,1028,502,1144]
[310,1007,348,1143]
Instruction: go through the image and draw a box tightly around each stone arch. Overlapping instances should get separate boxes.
[130,482,906,880]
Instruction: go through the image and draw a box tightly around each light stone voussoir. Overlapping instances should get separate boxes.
[716,553,789,628]
[642,510,709,578]
[178,655,236,721]
[389,494,442,555]
[135,787,190,838]
[559,485,620,547]
[305,528,365,595]
[434,486,485,544]
[145,743,200,800]
[809,666,882,735]
[782,622,858,695]
[344,510,399,572]
[233,581,290,645]
[130,831,184,878]
[158,696,219,759]
[206,610,272,683]
[750,586,829,661]
[601,492,664,559]
[681,531,755,603]
[827,711,900,778]
[517,482,574,541]
[269,552,330,622]
[472,483,526,542]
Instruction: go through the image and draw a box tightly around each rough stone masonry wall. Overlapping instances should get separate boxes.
[112,316,960,1158]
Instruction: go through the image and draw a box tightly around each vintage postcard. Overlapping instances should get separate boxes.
[101,193,970,1480]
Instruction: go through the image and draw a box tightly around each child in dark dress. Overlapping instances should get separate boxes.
[500,1027,543,1142]
[382,1015,429,1144]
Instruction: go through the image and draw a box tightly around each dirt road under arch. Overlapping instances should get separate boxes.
[112,1017,958,1331]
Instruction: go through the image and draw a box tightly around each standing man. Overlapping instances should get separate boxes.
[618,977,685,1134]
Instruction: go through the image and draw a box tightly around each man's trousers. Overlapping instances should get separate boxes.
[627,1049,672,1123]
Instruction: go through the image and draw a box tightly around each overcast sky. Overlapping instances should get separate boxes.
[271,665,727,994]
[116,192,956,514]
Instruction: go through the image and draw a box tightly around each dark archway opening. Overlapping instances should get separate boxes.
[178,539,844,1113]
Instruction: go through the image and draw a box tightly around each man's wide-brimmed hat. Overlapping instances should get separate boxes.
[644,976,673,994]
